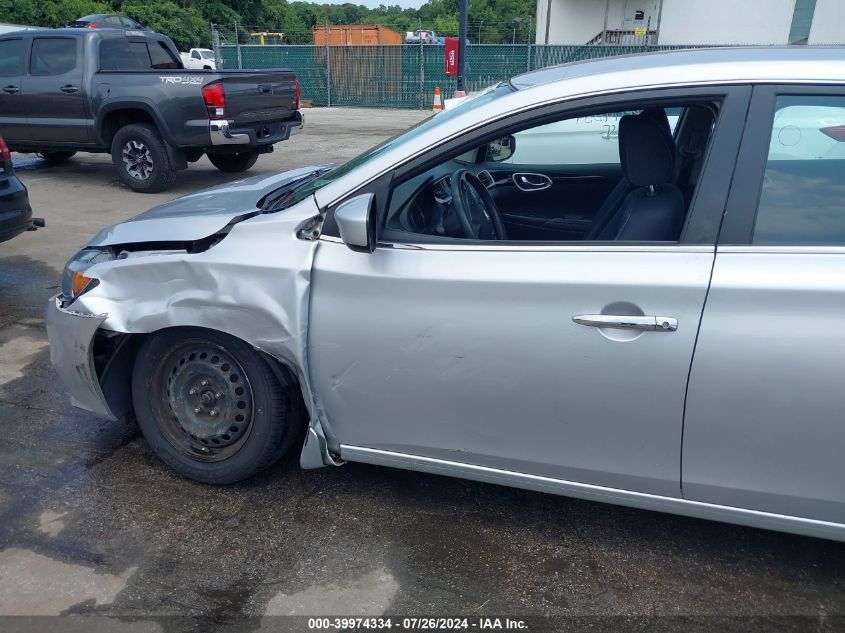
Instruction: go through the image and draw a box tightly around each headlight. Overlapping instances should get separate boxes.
[61,248,115,302]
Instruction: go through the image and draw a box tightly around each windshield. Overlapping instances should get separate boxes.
[200,50,215,59]
[275,82,515,210]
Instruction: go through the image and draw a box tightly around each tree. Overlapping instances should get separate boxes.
[0,0,536,45]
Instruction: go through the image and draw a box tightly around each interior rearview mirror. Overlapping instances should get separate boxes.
[486,135,516,162]
[334,193,376,253]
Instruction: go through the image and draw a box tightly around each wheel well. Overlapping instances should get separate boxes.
[95,327,304,421]
[101,109,157,147]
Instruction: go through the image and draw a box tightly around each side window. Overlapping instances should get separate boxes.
[752,95,845,245]
[191,50,201,59]
[148,42,179,69]
[0,39,24,76]
[384,101,717,243]
[104,16,122,26]
[99,39,151,70]
[500,110,680,166]
[31,38,77,76]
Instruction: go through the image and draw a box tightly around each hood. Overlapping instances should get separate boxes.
[88,165,333,247]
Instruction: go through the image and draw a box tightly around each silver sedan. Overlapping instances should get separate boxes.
[47,47,845,542]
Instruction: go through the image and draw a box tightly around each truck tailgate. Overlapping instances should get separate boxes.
[218,70,297,125]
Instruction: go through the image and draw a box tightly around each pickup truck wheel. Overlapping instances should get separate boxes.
[132,327,306,484]
[207,150,260,173]
[37,151,76,164]
[111,123,176,193]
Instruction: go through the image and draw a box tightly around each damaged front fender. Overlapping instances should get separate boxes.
[62,195,339,468]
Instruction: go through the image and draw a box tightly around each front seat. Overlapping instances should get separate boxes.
[585,108,675,240]
[613,114,685,240]
[586,111,684,241]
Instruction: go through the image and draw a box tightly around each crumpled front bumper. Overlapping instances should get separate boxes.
[45,295,117,421]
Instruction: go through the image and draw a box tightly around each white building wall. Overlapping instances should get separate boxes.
[537,0,662,44]
[657,0,794,44]
[808,0,845,44]
[537,0,802,46]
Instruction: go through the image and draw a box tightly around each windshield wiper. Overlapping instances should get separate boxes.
[259,168,331,212]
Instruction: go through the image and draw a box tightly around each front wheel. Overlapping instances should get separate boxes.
[111,123,176,193]
[132,328,306,484]
[207,150,260,173]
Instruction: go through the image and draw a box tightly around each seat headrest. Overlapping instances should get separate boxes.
[639,107,672,138]
[619,114,675,187]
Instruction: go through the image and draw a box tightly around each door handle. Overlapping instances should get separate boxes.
[2,85,19,94]
[573,314,678,332]
[512,172,552,192]
[60,85,79,93]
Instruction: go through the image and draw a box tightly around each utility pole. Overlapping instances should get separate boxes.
[601,0,610,44]
[654,0,665,45]
[457,0,468,93]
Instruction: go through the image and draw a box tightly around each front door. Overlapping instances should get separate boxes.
[683,86,845,524]
[308,88,749,497]
[21,36,88,144]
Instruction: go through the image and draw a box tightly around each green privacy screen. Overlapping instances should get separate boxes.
[220,44,703,109]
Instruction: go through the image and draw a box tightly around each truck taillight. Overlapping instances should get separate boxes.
[820,125,845,142]
[294,79,301,110]
[0,136,10,163]
[202,82,225,120]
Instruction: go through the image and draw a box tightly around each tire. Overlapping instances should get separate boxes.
[38,150,76,164]
[111,123,176,193]
[207,150,260,173]
[132,327,306,484]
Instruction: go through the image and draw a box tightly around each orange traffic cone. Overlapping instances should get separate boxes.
[432,86,443,111]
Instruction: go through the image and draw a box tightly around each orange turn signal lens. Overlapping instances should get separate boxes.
[71,271,95,297]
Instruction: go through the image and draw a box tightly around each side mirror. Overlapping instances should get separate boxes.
[486,135,516,162]
[335,193,376,253]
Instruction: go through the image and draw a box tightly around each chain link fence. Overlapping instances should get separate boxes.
[218,43,707,109]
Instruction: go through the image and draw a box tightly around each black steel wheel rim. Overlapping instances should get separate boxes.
[154,342,255,462]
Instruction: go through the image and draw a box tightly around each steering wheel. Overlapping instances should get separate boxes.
[450,169,508,240]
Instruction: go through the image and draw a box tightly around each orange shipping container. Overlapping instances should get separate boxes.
[312,24,403,46]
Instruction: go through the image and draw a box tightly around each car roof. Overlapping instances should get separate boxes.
[511,46,845,90]
[2,27,154,38]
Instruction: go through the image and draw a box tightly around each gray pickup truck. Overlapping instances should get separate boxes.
[0,28,303,192]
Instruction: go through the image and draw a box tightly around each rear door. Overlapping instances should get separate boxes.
[21,36,88,144]
[0,37,28,142]
[683,85,845,524]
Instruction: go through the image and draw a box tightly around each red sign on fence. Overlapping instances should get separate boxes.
[444,37,459,76]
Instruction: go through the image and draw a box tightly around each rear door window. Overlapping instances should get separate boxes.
[99,39,179,70]
[99,39,150,70]
[0,39,25,76]
[752,95,845,244]
[30,38,78,75]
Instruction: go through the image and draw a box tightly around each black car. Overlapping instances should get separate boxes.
[0,136,43,243]
[68,14,147,30]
